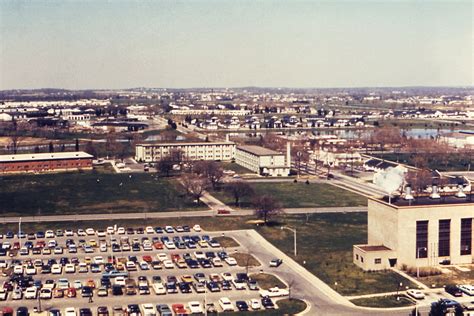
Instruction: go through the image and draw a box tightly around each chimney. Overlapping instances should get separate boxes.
[286,142,291,168]
[404,185,414,200]
[225,134,230,142]
[430,185,441,199]
[455,184,466,198]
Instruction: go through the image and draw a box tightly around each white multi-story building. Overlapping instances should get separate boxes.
[135,142,236,162]
[235,144,290,177]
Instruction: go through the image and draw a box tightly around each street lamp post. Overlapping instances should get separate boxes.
[281,226,297,257]
[416,247,427,278]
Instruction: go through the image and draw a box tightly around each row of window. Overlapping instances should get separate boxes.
[355,254,382,265]
[416,218,472,258]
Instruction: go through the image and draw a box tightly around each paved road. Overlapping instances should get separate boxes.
[0,207,366,224]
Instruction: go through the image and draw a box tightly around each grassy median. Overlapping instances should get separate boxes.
[350,295,415,308]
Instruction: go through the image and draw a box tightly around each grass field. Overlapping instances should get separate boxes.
[414,267,474,288]
[350,295,415,308]
[0,171,200,216]
[219,162,253,174]
[0,213,414,296]
[213,182,367,208]
[249,273,286,290]
[214,236,240,248]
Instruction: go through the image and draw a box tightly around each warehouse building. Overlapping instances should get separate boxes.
[235,144,290,177]
[353,187,473,271]
[135,141,236,162]
[0,151,93,174]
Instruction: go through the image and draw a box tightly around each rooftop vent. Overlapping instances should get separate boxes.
[430,185,441,199]
[404,185,414,200]
[455,184,466,198]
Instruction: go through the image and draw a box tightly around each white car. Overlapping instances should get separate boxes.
[0,260,7,268]
[117,227,126,235]
[78,263,88,273]
[64,307,76,316]
[224,257,237,266]
[24,286,38,299]
[152,283,166,295]
[126,261,137,271]
[57,278,70,289]
[73,280,82,289]
[45,230,55,238]
[156,253,168,261]
[212,258,223,267]
[221,272,233,281]
[54,247,63,254]
[13,265,24,274]
[232,279,246,290]
[188,301,203,314]
[406,289,425,299]
[51,264,62,274]
[107,226,115,234]
[94,256,105,264]
[25,265,37,275]
[77,229,86,236]
[65,264,76,273]
[164,241,175,249]
[459,284,474,296]
[219,297,235,312]
[163,260,174,269]
[100,243,107,252]
[145,226,155,234]
[115,276,126,286]
[65,229,74,236]
[193,224,202,232]
[194,251,206,259]
[86,228,95,235]
[141,303,156,316]
[12,288,23,300]
[0,288,7,301]
[97,230,106,237]
[259,286,289,297]
[249,298,261,310]
[39,288,52,299]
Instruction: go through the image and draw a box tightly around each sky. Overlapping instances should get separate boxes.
[0,0,472,90]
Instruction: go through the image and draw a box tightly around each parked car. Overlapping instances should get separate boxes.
[218,297,234,312]
[459,284,474,296]
[269,258,283,267]
[406,289,425,299]
[445,285,463,297]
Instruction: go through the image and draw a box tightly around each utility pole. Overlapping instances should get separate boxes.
[281,226,297,257]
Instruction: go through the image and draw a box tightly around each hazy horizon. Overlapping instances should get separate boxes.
[1,0,472,90]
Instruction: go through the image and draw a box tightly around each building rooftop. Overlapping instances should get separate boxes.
[376,194,474,207]
[0,151,93,163]
[138,141,235,147]
[237,145,282,156]
[356,245,392,252]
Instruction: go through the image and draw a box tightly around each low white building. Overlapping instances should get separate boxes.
[135,141,236,162]
[440,131,474,148]
[235,144,290,177]
[314,149,362,167]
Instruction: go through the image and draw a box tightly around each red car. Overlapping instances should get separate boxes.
[153,242,164,250]
[171,304,189,316]
[217,209,231,215]
[142,255,152,263]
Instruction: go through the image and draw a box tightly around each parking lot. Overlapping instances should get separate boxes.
[0,224,291,316]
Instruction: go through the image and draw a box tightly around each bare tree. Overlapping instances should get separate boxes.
[224,181,254,206]
[253,195,282,224]
[194,161,224,190]
[406,169,432,194]
[180,174,209,205]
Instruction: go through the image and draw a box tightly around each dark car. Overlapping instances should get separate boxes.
[236,301,249,311]
[127,305,140,316]
[262,296,275,309]
[16,307,28,316]
[221,280,232,291]
[79,309,92,316]
[445,285,463,297]
[81,286,93,297]
[206,281,220,292]
[156,305,172,316]
[97,306,109,316]
[178,282,191,293]
[49,309,60,316]
[112,285,123,296]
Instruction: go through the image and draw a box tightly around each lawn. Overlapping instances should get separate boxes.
[350,295,415,308]
[413,267,474,288]
[0,171,201,216]
[233,253,261,268]
[249,273,286,289]
[213,182,367,208]
[219,161,253,174]
[213,236,240,248]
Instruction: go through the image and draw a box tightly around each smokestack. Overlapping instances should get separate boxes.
[286,142,291,168]
[430,185,441,199]
[455,184,466,198]
[404,185,414,200]
[225,134,230,142]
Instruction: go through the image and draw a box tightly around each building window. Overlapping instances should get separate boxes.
[461,218,472,256]
[416,220,428,258]
[360,257,364,263]
[438,219,451,257]
[356,254,359,260]
[374,258,381,264]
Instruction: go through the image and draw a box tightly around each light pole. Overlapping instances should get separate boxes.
[416,247,427,278]
[281,226,297,257]
[18,217,22,248]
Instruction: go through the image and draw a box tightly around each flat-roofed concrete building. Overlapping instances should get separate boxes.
[235,144,290,177]
[135,142,236,162]
[0,151,93,174]
[354,193,473,271]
